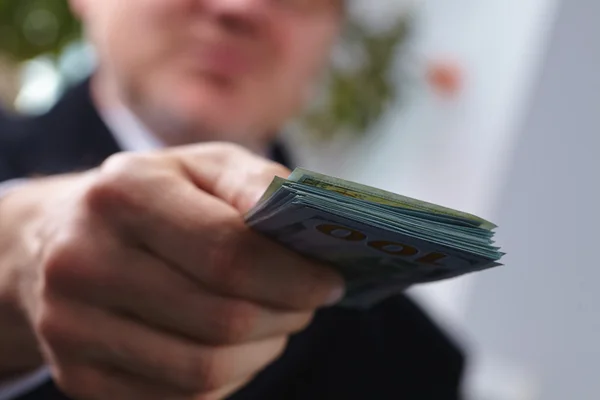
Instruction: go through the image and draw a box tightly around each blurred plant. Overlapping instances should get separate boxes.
[302,16,411,140]
[0,0,411,139]
[0,0,80,61]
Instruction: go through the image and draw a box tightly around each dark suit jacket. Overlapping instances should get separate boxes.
[0,81,465,400]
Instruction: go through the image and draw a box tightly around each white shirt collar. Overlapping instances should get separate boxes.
[98,106,165,152]
[97,104,274,159]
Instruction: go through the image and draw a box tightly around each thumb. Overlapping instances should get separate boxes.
[175,143,291,214]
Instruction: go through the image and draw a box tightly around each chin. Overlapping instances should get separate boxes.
[172,89,269,139]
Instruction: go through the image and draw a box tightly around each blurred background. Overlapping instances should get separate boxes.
[1,0,598,399]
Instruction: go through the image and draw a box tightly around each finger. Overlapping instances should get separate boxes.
[41,296,288,394]
[52,362,192,400]
[92,175,344,310]
[139,196,344,310]
[172,142,291,213]
[53,239,314,345]
[84,146,344,310]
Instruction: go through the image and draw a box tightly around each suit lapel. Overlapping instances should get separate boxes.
[13,79,121,177]
[16,79,292,176]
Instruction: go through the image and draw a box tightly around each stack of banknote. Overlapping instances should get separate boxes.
[245,168,504,309]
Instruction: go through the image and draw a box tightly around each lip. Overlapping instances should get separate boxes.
[199,44,254,77]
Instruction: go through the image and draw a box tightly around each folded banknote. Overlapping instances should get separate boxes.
[245,168,504,309]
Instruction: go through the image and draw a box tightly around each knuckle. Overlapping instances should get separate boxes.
[304,281,333,308]
[42,229,86,290]
[101,151,153,176]
[84,153,157,214]
[298,268,344,309]
[284,287,324,312]
[35,302,83,353]
[41,228,109,297]
[214,302,258,344]
[207,141,250,159]
[83,177,129,217]
[187,141,251,168]
[207,231,249,292]
[55,365,102,400]
[36,303,65,344]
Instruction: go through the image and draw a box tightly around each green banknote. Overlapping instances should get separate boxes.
[246,168,503,309]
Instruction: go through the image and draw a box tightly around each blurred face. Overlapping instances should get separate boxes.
[71,0,343,146]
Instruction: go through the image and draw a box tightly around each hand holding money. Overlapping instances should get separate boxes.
[0,142,502,399]
[247,168,504,308]
[0,143,344,400]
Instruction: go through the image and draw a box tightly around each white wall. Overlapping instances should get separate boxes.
[291,0,564,398]
[463,0,600,398]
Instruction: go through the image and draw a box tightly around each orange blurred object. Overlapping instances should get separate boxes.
[427,60,463,97]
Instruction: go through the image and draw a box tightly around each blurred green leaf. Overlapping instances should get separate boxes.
[0,0,80,61]
[302,16,411,140]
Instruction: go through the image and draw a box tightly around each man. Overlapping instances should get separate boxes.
[0,0,464,399]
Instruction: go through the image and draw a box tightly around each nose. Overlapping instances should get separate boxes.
[201,0,270,36]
